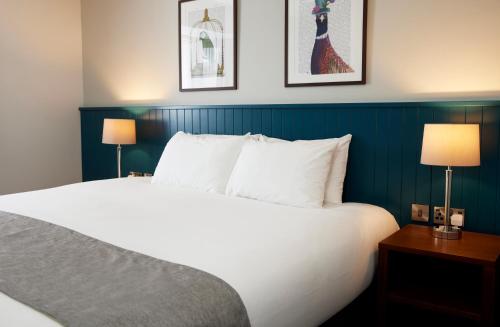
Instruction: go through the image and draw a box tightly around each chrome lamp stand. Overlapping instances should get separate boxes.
[433,166,462,240]
[116,144,122,178]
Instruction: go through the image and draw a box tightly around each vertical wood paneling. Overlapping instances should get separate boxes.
[282,110,296,140]
[81,102,500,235]
[192,109,200,134]
[373,108,389,208]
[304,109,324,140]
[184,110,192,134]
[463,107,482,232]
[169,110,178,138]
[251,109,262,134]
[216,109,224,134]
[349,108,376,204]
[449,107,467,211]
[495,112,500,234]
[224,109,234,135]
[327,107,340,135]
[414,107,433,212]
[400,106,419,226]
[154,110,165,144]
[334,108,352,200]
[271,109,282,138]
[262,109,272,136]
[208,109,217,134]
[80,111,92,181]
[386,108,403,222]
[296,109,307,140]
[478,107,499,233]
[162,110,170,139]
[318,109,328,139]
[242,109,252,134]
[233,109,242,135]
[200,109,209,134]
[178,110,185,133]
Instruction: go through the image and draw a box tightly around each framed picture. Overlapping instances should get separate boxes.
[285,0,367,87]
[178,0,237,92]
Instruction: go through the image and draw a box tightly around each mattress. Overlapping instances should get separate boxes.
[0,177,399,327]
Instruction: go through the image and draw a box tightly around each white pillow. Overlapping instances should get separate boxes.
[325,135,352,204]
[225,139,338,208]
[256,134,352,204]
[152,132,248,193]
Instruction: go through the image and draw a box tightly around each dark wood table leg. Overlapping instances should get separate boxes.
[377,248,389,327]
[481,265,496,327]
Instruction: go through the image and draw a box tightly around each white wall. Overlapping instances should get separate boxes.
[0,0,83,195]
[81,0,500,106]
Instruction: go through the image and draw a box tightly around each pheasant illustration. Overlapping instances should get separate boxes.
[311,0,353,75]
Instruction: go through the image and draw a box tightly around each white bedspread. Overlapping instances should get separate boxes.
[0,178,399,327]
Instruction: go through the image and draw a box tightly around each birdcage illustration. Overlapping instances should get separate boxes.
[190,8,225,78]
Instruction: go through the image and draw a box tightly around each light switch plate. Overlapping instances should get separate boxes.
[433,207,465,227]
[411,204,429,222]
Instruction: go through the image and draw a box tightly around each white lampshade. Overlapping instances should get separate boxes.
[421,124,480,167]
[102,119,136,145]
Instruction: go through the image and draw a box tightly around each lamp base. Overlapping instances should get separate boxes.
[433,225,462,240]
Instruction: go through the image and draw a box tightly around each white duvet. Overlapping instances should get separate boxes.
[0,178,398,327]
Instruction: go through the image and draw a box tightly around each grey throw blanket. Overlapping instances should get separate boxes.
[0,211,250,327]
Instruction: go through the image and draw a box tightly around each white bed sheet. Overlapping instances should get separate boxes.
[0,178,399,327]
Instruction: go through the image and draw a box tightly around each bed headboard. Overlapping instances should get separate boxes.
[80,101,500,235]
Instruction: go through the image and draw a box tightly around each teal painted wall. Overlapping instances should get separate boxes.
[80,101,500,235]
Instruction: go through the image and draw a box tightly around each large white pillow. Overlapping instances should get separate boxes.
[225,139,338,208]
[256,134,352,204]
[152,132,248,193]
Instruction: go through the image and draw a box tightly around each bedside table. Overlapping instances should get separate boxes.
[377,225,500,327]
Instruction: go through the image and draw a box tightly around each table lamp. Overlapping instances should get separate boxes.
[102,119,136,178]
[421,124,480,240]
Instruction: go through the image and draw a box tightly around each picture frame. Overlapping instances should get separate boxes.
[178,0,238,92]
[285,0,367,87]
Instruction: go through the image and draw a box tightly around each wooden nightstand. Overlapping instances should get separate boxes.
[377,225,500,327]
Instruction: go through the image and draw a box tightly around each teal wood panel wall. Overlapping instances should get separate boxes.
[80,101,500,235]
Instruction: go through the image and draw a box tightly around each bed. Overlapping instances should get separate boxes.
[0,177,398,327]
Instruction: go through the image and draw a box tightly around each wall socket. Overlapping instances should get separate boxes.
[433,207,465,227]
[411,204,430,222]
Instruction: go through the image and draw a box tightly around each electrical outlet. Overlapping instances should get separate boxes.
[411,204,429,222]
[433,207,465,227]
